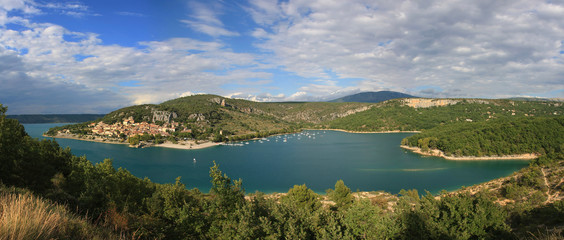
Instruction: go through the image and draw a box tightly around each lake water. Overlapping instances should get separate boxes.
[24,123,529,194]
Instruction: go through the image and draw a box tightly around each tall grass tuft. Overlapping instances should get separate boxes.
[0,192,64,239]
[0,192,121,240]
[526,229,564,240]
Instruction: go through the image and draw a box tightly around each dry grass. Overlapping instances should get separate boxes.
[524,229,564,240]
[0,192,65,240]
[0,192,120,240]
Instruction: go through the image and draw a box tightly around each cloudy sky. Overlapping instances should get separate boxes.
[1,0,563,114]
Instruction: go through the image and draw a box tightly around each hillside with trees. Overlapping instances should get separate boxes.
[46,94,372,143]
[326,98,564,132]
[1,104,563,239]
[401,116,564,158]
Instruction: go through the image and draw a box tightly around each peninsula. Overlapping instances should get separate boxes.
[400,116,563,160]
[400,145,539,160]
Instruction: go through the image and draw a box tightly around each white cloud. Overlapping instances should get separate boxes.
[251,28,269,38]
[0,0,38,13]
[2,0,564,113]
[116,11,145,17]
[179,91,196,97]
[0,0,38,25]
[41,2,88,11]
[181,20,240,37]
[286,91,307,101]
[35,1,96,18]
[226,92,286,102]
[246,0,282,25]
[0,47,127,114]
[0,20,265,113]
[181,2,239,37]
[248,0,564,98]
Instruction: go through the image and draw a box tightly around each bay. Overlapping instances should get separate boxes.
[24,123,529,194]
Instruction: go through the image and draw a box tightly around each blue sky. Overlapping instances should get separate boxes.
[1,0,563,114]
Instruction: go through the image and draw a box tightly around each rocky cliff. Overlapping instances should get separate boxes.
[151,110,178,123]
[401,98,490,108]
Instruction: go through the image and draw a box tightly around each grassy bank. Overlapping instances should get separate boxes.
[0,188,120,240]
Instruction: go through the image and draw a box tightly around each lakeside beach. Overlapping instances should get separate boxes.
[154,141,219,150]
[322,129,421,134]
[400,145,539,161]
[45,133,220,150]
[46,133,129,145]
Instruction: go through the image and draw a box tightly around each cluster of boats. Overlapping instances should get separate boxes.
[220,131,327,147]
[191,131,328,163]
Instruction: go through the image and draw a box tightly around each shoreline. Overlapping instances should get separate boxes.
[400,145,538,160]
[154,141,220,150]
[46,129,422,150]
[311,129,421,134]
[45,133,220,150]
[45,133,129,145]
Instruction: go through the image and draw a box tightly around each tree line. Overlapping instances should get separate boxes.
[402,116,564,158]
[327,100,564,132]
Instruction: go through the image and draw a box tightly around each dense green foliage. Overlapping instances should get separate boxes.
[403,116,564,157]
[6,114,105,124]
[328,179,354,210]
[2,103,564,239]
[398,191,511,239]
[327,99,564,131]
[45,122,92,136]
[0,107,75,194]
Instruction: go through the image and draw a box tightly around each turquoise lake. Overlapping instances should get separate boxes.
[24,123,529,194]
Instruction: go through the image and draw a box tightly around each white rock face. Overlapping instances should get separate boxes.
[152,110,177,123]
[401,98,491,108]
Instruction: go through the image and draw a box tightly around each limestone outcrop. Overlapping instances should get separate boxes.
[152,110,178,123]
[401,98,491,108]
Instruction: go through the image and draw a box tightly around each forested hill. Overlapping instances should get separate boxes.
[7,114,105,123]
[329,91,417,103]
[47,94,373,141]
[326,98,564,132]
[402,116,564,158]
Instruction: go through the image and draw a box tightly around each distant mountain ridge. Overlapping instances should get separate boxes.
[7,114,106,123]
[329,91,417,103]
[507,97,564,102]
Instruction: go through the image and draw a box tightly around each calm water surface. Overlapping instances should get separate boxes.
[24,124,529,194]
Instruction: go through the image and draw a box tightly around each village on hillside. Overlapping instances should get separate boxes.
[56,116,191,139]
[90,117,179,137]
